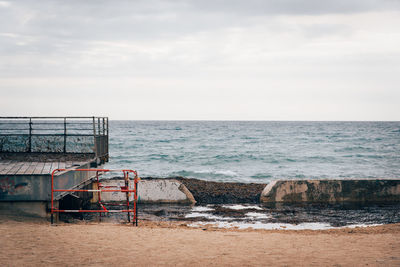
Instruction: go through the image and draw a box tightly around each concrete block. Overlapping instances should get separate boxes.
[260,179,400,203]
[100,179,196,204]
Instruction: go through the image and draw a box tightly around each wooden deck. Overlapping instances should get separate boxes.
[0,160,91,175]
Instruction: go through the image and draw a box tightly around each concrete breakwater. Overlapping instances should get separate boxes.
[260,179,400,203]
[98,177,400,204]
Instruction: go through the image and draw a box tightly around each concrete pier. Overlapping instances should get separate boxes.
[260,179,400,203]
[0,116,109,217]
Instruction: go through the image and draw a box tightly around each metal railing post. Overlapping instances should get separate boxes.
[98,117,100,136]
[93,116,97,157]
[63,117,67,153]
[28,118,32,152]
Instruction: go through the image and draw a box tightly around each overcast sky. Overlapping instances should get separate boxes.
[0,0,399,120]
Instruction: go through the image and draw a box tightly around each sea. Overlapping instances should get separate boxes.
[104,121,400,182]
[89,120,400,229]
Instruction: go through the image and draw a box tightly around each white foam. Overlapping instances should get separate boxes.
[215,170,238,176]
[222,204,263,210]
[188,221,334,230]
[195,169,214,174]
[342,223,382,228]
[245,212,271,219]
[185,212,233,221]
[195,169,238,177]
[192,206,214,212]
[188,222,385,231]
[185,212,206,218]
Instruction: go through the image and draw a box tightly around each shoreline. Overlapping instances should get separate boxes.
[1,214,399,266]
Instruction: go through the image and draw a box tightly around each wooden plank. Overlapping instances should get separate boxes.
[52,162,59,173]
[58,162,65,170]
[0,160,12,173]
[0,160,11,165]
[33,162,45,175]
[24,162,38,175]
[0,161,17,175]
[6,162,24,175]
[55,161,73,176]
[65,161,73,169]
[51,162,58,173]
[16,162,32,174]
[41,162,53,175]
[49,162,59,176]
[0,161,13,174]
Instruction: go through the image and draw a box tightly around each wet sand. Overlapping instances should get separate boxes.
[1,214,399,266]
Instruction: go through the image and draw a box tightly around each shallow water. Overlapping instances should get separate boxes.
[105,121,400,183]
[81,202,400,230]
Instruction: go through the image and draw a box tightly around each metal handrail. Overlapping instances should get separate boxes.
[0,117,109,159]
[0,116,102,119]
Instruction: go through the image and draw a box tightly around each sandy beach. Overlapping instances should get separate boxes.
[1,214,399,267]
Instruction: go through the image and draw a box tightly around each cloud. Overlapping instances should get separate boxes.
[0,1,11,8]
[2,0,400,41]
[191,0,400,15]
[0,0,399,120]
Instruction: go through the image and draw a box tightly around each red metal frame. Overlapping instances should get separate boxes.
[51,169,139,225]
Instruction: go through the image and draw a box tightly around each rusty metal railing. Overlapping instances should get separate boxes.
[0,117,108,161]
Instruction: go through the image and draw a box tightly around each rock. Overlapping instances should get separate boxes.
[99,178,196,204]
[175,177,266,204]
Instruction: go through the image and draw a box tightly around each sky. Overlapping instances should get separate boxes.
[0,0,399,120]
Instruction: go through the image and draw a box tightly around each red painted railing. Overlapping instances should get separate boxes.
[51,169,139,225]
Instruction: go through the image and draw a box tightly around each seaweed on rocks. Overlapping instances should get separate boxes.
[172,177,266,204]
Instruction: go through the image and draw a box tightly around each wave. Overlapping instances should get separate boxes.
[250,173,272,179]
[213,154,268,162]
[170,169,239,179]
[334,146,374,153]
[156,139,171,143]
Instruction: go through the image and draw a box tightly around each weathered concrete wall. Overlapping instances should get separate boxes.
[0,161,95,201]
[99,179,196,204]
[260,179,400,203]
[0,201,51,218]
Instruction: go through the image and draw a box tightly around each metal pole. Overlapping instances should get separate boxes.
[125,171,131,223]
[97,171,102,222]
[102,118,105,160]
[63,117,67,153]
[28,118,32,152]
[106,118,109,162]
[51,170,55,224]
[135,176,138,226]
[97,117,101,160]
[98,117,100,136]
[106,117,109,136]
[92,117,97,157]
